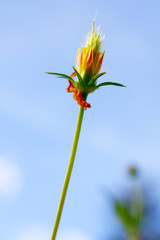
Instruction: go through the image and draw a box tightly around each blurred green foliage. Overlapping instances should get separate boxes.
[106,166,160,240]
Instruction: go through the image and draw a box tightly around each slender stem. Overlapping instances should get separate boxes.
[51,105,85,240]
[129,236,140,240]
[128,231,141,240]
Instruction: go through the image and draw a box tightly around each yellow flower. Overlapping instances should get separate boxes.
[66,20,106,109]
[46,20,125,110]
[75,20,105,82]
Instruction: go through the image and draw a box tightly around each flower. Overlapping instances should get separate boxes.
[128,166,138,177]
[65,21,105,109]
[75,21,105,84]
[46,20,125,110]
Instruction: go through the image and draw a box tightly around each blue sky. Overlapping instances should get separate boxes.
[1,0,160,239]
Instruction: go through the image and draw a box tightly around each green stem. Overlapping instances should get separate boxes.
[129,236,140,240]
[128,232,141,240]
[51,105,85,240]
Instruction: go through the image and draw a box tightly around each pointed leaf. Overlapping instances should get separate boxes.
[96,81,126,88]
[114,200,134,230]
[88,72,107,86]
[72,67,83,85]
[45,72,75,83]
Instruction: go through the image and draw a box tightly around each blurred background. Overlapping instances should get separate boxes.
[1,0,160,239]
[103,166,160,240]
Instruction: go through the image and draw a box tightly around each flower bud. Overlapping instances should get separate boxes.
[76,20,105,85]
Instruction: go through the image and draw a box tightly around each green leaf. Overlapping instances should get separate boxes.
[72,67,83,85]
[114,199,142,232]
[88,72,107,86]
[45,72,75,83]
[114,200,134,229]
[96,81,126,88]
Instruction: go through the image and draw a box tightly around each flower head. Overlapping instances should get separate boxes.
[46,20,125,110]
[75,21,105,83]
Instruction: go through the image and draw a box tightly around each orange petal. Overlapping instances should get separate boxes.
[66,80,91,110]
[86,48,93,66]
[79,47,84,67]
[76,48,80,69]
[96,51,105,74]
[70,72,76,77]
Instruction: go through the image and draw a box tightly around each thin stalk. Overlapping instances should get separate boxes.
[129,236,140,240]
[51,105,85,240]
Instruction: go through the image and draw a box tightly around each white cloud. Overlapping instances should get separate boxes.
[0,157,22,196]
[57,229,92,240]
[16,226,91,240]
[16,225,50,240]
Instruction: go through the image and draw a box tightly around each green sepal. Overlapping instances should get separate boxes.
[72,67,83,85]
[88,72,107,86]
[45,72,75,83]
[75,82,97,94]
[96,82,126,88]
